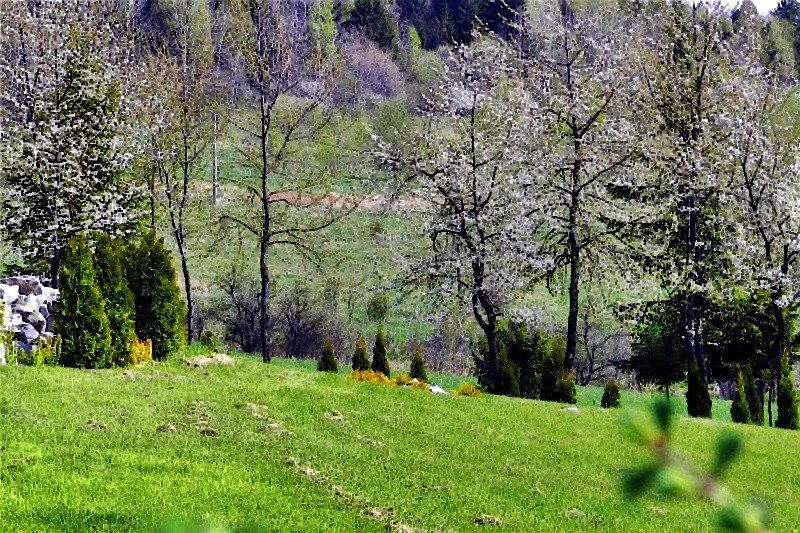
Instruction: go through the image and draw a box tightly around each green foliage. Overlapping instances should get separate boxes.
[199,330,217,352]
[501,321,544,400]
[630,299,686,394]
[540,338,567,403]
[409,344,427,382]
[686,361,712,418]
[317,339,338,373]
[126,231,186,360]
[776,355,798,430]
[93,233,136,366]
[555,371,577,405]
[371,327,390,377]
[18,336,62,367]
[742,364,763,426]
[730,369,751,424]
[351,337,370,371]
[54,234,113,369]
[494,345,520,398]
[366,292,390,323]
[601,381,621,408]
[350,0,399,53]
[622,399,771,532]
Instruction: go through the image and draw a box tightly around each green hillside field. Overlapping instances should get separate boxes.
[0,352,798,532]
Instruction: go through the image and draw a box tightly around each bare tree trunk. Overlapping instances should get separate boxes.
[259,227,271,363]
[178,241,194,342]
[212,111,219,206]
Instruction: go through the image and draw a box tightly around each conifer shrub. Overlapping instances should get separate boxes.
[503,321,544,400]
[371,327,390,377]
[776,355,798,430]
[317,338,339,372]
[409,344,428,382]
[686,361,712,418]
[555,371,577,404]
[94,233,136,367]
[494,345,520,397]
[601,380,621,408]
[199,330,217,352]
[453,382,481,397]
[126,231,186,360]
[730,368,751,424]
[540,338,566,402]
[742,364,763,426]
[352,337,370,371]
[54,233,113,369]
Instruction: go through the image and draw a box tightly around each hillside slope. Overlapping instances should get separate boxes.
[0,356,798,532]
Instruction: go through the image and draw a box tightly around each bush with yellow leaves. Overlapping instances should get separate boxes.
[349,369,395,385]
[130,338,153,366]
[453,382,481,397]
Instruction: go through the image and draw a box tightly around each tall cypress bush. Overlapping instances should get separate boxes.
[686,361,712,418]
[318,338,338,372]
[126,231,185,360]
[352,337,370,371]
[94,233,136,366]
[730,368,751,424]
[742,364,763,426]
[54,234,113,369]
[409,344,428,381]
[777,355,798,430]
[495,345,520,397]
[371,327,390,376]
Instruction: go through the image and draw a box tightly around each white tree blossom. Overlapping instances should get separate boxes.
[0,0,142,283]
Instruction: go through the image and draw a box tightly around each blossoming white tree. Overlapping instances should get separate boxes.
[521,0,646,372]
[0,0,141,284]
[374,38,550,388]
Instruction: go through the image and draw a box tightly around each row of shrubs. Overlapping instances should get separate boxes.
[53,231,184,369]
[473,320,576,404]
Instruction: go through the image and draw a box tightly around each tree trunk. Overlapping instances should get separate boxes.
[178,242,194,343]
[565,199,580,372]
[768,380,775,427]
[259,228,271,363]
[212,111,219,206]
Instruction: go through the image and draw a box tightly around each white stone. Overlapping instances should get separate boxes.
[429,385,448,395]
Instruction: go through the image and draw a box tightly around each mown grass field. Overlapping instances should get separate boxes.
[1,352,798,532]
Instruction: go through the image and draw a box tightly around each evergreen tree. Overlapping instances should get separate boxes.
[350,0,399,53]
[540,338,565,402]
[742,364,763,426]
[686,361,712,418]
[555,371,577,405]
[504,321,543,400]
[630,300,687,399]
[352,337,370,371]
[318,338,338,372]
[371,327,390,376]
[54,234,113,369]
[94,233,136,366]
[776,355,798,430]
[126,231,186,360]
[730,368,751,424]
[409,344,428,381]
[494,345,520,397]
[601,381,621,408]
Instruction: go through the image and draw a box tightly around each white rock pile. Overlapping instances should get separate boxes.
[0,276,59,365]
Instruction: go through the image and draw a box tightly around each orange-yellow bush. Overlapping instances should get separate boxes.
[349,369,394,385]
[453,382,481,397]
[408,379,429,391]
[393,372,412,386]
[130,338,153,366]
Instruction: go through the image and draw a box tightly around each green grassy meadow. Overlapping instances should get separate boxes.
[1,353,798,532]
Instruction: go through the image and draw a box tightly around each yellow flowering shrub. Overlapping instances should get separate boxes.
[349,369,394,385]
[453,382,481,397]
[393,373,412,386]
[130,338,153,366]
